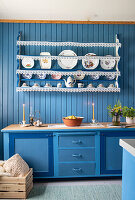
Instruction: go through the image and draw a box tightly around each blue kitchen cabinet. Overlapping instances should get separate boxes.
[100,131,135,175]
[8,132,54,178]
[54,132,100,177]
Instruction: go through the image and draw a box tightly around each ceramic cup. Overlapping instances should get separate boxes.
[108,84,114,88]
[57,83,62,88]
[33,83,39,87]
[22,83,28,87]
[44,83,52,87]
[78,83,84,88]
[98,84,104,88]
[87,83,94,88]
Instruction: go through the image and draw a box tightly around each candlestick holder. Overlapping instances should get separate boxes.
[91,119,96,124]
[19,120,27,127]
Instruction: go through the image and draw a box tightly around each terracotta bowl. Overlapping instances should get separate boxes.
[62,117,84,127]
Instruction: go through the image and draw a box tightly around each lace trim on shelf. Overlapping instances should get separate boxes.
[17,41,121,48]
[17,55,120,61]
[16,87,120,93]
[16,70,120,76]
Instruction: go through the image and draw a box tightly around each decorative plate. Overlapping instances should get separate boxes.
[73,70,85,80]
[82,53,99,70]
[58,50,78,69]
[22,57,34,69]
[40,52,51,69]
[100,55,116,70]
[51,74,62,80]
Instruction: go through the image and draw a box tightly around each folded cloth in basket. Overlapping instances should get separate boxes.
[3,154,29,177]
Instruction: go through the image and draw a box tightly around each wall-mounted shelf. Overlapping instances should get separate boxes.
[16,32,121,92]
[17,40,121,48]
[17,55,120,62]
[16,69,120,77]
[16,87,120,93]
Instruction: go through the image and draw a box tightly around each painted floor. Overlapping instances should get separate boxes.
[34,178,122,186]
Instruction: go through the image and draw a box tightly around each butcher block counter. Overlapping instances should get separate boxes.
[1,123,135,178]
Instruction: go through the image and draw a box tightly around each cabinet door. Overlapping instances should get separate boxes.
[9,133,53,178]
[100,131,135,175]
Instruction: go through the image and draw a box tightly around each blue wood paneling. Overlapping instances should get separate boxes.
[0,23,135,159]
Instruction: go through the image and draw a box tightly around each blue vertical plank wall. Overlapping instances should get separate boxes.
[0,23,135,159]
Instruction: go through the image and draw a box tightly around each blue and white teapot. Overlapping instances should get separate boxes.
[63,76,76,88]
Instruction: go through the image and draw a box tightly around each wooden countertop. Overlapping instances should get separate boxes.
[1,123,135,132]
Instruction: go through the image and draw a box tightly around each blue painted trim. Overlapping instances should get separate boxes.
[2,128,135,133]
[3,132,9,160]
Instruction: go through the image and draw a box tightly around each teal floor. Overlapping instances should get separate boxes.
[28,182,122,200]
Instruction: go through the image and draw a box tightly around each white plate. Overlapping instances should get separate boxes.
[74,70,85,80]
[40,52,51,69]
[58,50,78,69]
[100,55,116,70]
[82,53,99,70]
[22,57,34,69]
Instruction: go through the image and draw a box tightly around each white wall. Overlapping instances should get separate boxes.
[0,0,135,21]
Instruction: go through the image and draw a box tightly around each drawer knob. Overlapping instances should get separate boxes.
[72,154,82,158]
[72,168,82,173]
[72,140,82,144]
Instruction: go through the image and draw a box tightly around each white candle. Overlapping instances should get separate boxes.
[23,104,25,121]
[92,103,94,121]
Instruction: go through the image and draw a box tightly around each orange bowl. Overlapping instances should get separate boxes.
[62,117,84,127]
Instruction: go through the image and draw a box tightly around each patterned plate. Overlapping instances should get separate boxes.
[22,57,34,69]
[82,53,99,70]
[58,50,78,69]
[100,55,116,70]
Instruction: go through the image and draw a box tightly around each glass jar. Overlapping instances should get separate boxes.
[112,115,120,126]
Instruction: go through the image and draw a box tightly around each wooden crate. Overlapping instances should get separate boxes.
[0,168,33,199]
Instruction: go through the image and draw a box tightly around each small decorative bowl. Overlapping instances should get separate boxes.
[37,74,46,79]
[62,117,84,127]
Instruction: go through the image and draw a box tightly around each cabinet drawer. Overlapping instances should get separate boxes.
[58,163,96,176]
[58,135,95,148]
[58,149,95,162]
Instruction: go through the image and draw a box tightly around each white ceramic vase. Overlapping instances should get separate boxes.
[126,117,135,124]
